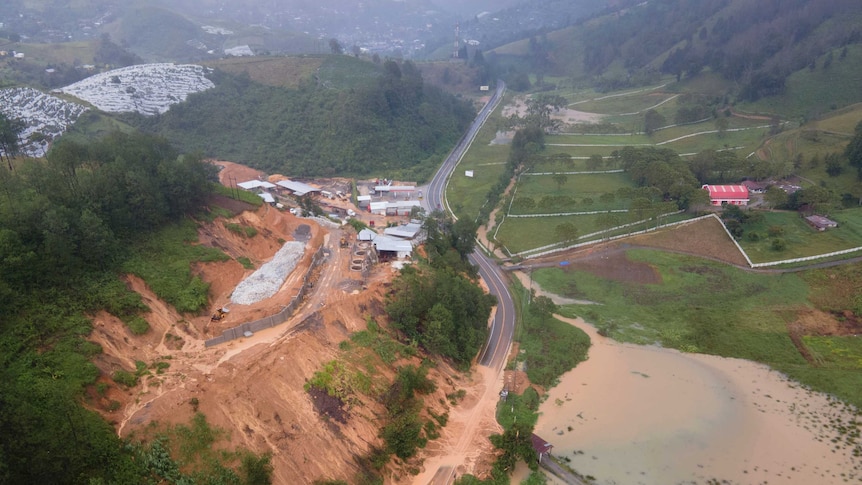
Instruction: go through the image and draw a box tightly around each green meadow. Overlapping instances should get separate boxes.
[512,172,633,213]
[738,210,862,263]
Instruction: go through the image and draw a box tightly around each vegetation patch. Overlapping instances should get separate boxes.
[224,222,259,238]
[123,220,230,313]
[536,249,862,407]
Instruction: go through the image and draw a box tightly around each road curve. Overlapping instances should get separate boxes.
[424,81,513,370]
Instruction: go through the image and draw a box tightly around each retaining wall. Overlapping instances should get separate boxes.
[204,245,326,348]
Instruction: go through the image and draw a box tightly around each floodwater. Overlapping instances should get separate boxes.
[531,316,861,485]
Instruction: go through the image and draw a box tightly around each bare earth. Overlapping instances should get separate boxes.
[502,95,605,124]
[87,160,504,484]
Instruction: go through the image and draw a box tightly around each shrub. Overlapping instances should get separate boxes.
[771,238,786,251]
[767,225,785,237]
[126,316,150,335]
[236,256,254,269]
[112,370,138,388]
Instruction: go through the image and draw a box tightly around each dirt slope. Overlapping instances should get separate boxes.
[86,161,504,484]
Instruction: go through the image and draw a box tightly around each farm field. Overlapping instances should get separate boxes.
[738,210,862,263]
[204,56,324,88]
[446,106,510,219]
[513,172,633,213]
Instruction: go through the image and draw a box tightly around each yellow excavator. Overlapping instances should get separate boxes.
[211,307,229,321]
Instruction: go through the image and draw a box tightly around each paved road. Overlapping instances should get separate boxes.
[419,83,515,485]
[424,82,512,369]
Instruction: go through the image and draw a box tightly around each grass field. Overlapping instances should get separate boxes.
[513,172,633,212]
[205,56,324,88]
[738,210,862,263]
[532,249,862,407]
[571,89,673,115]
[446,103,511,220]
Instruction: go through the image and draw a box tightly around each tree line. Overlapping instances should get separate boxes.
[0,132,274,484]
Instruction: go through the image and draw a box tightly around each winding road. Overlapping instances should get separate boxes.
[424,81,513,370]
[421,83,516,485]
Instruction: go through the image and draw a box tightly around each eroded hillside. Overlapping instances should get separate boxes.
[85,162,503,484]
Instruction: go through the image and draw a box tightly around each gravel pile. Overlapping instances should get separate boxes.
[230,241,305,305]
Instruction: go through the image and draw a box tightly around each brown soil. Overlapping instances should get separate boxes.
[87,161,505,484]
[527,215,749,285]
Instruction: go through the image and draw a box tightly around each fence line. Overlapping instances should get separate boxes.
[521,213,707,260]
[749,245,862,268]
[509,209,629,219]
[205,245,327,348]
[522,170,624,176]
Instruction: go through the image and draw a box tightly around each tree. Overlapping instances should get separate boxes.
[825,152,845,176]
[552,173,568,190]
[845,121,862,176]
[586,154,603,171]
[554,222,578,244]
[530,295,557,325]
[0,112,24,170]
[764,186,788,209]
[351,45,361,58]
[644,109,666,135]
[329,38,343,55]
[715,116,729,138]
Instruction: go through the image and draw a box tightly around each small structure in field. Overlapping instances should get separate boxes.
[741,180,768,194]
[805,214,838,231]
[531,434,553,463]
[702,184,749,206]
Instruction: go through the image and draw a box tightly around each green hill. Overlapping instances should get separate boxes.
[487,0,862,108]
[119,57,475,182]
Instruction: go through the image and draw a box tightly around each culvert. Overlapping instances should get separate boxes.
[350,264,363,271]
[354,250,366,256]
[358,242,370,249]
[352,258,364,265]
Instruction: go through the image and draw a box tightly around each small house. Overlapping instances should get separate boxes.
[531,434,553,464]
[805,215,838,231]
[741,180,767,194]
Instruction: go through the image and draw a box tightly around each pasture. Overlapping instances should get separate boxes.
[513,172,633,212]
[205,56,323,88]
[739,210,862,264]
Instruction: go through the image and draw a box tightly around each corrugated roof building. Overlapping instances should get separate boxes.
[702,184,749,206]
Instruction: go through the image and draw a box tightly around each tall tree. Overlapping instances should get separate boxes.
[845,121,862,176]
[0,112,24,170]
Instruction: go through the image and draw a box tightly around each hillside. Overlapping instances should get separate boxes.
[119,57,476,182]
[487,0,862,105]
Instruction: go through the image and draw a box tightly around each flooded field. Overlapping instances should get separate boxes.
[533,316,861,485]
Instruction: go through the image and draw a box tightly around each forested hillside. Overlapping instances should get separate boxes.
[123,58,475,181]
[490,0,862,99]
[0,133,271,483]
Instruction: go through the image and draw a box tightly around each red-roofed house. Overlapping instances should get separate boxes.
[702,184,749,206]
[531,434,553,463]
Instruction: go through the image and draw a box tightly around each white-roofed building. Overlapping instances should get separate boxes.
[238,180,276,190]
[257,192,275,204]
[384,222,422,240]
[369,201,388,215]
[386,200,422,216]
[276,179,320,197]
[357,195,372,208]
[372,235,413,259]
[358,229,377,241]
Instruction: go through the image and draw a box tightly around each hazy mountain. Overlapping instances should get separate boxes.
[1,0,615,59]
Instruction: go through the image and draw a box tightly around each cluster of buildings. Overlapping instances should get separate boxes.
[702,182,838,231]
[236,177,425,259]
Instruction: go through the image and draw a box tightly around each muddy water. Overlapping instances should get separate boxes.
[533,316,861,485]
